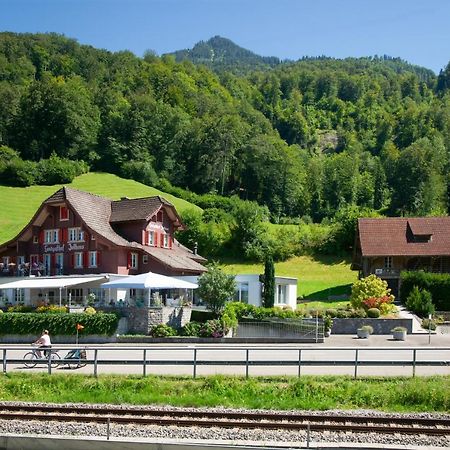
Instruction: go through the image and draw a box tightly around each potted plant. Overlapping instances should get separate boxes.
[323,315,333,337]
[357,324,373,339]
[391,326,407,341]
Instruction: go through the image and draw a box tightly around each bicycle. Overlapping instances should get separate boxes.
[63,348,87,370]
[23,345,61,369]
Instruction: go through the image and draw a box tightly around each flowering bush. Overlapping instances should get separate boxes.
[351,275,394,309]
[200,319,226,338]
[362,296,394,310]
[84,306,96,315]
[36,305,67,314]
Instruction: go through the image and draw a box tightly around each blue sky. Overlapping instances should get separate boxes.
[1,0,449,73]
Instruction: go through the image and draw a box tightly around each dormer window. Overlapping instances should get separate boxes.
[147,231,155,246]
[414,234,432,243]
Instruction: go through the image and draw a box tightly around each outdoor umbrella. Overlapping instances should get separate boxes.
[101,272,198,289]
[101,272,198,307]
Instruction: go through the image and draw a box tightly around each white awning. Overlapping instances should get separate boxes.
[0,276,106,290]
[101,272,198,290]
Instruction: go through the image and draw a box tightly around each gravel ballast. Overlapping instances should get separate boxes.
[0,402,448,449]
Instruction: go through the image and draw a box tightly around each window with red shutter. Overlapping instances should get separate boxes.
[127,252,132,269]
[60,206,69,221]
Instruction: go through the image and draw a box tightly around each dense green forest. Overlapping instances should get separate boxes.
[0,32,449,260]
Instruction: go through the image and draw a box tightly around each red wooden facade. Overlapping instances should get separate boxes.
[0,188,206,278]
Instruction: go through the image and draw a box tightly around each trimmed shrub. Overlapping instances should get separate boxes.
[0,312,118,336]
[35,305,67,314]
[421,318,436,331]
[400,271,450,311]
[367,308,381,318]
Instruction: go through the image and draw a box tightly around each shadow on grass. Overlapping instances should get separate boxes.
[303,283,352,301]
[309,253,353,266]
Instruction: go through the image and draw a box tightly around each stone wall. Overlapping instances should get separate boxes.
[127,306,192,335]
[331,318,413,334]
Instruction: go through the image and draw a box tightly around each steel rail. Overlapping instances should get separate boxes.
[0,406,448,436]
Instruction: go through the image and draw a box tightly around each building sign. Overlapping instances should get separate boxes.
[43,244,64,253]
[68,243,85,251]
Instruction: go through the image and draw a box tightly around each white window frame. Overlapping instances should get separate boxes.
[44,229,59,243]
[275,284,287,305]
[130,252,138,270]
[69,227,84,242]
[163,233,169,248]
[142,255,149,264]
[74,252,83,268]
[88,251,97,268]
[148,231,155,246]
[2,256,10,267]
[33,235,39,244]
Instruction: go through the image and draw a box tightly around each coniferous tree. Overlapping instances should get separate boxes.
[262,255,275,308]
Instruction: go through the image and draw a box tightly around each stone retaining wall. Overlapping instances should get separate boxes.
[127,306,192,334]
[331,318,413,334]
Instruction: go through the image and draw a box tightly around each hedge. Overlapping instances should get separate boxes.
[400,271,450,311]
[0,313,119,336]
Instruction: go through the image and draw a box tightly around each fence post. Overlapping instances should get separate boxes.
[245,349,249,379]
[412,349,416,378]
[298,349,302,377]
[2,349,6,374]
[47,351,52,375]
[143,349,147,377]
[354,349,359,379]
[94,349,98,378]
[193,348,197,379]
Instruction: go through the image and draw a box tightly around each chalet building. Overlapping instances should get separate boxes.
[352,217,450,296]
[0,187,206,280]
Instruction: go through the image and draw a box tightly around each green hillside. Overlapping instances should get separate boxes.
[220,255,357,300]
[0,172,200,243]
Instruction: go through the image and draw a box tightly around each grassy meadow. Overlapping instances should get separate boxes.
[0,172,201,243]
[0,373,448,413]
[220,255,357,301]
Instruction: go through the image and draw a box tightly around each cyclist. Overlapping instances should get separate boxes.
[33,329,52,358]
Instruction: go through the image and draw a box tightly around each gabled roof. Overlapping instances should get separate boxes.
[357,217,450,257]
[45,187,131,247]
[110,196,172,223]
[143,244,207,273]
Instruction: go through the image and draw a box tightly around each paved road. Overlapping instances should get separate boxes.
[2,333,449,377]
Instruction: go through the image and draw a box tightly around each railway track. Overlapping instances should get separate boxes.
[0,404,449,437]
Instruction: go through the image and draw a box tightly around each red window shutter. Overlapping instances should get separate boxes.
[62,228,67,243]
[142,230,146,245]
[39,231,44,244]
[169,235,173,249]
[97,251,101,267]
[127,252,132,269]
[84,231,89,242]
[51,254,55,267]
[70,253,75,268]
[83,252,88,268]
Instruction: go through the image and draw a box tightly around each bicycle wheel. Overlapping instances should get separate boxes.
[50,352,61,368]
[23,352,37,369]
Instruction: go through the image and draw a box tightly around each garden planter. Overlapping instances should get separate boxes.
[392,329,407,341]
[357,329,370,339]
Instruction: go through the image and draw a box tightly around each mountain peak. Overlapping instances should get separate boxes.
[165,36,280,72]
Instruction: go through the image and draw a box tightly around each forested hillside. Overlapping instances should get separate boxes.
[0,32,449,245]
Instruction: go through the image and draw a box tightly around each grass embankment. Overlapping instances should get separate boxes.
[0,172,201,243]
[220,255,357,303]
[1,374,448,413]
